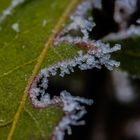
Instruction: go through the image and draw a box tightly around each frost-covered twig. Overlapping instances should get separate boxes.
[30,40,120,107]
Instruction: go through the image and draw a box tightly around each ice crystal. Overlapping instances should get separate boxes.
[29,40,120,139]
[104,0,140,41]
[52,91,93,140]
[54,0,95,45]
[30,41,120,107]
[0,0,25,23]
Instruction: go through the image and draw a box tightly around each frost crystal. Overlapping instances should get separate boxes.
[0,0,25,23]
[30,40,120,139]
[104,3,140,41]
[29,1,121,140]
[54,0,95,45]
[11,23,19,32]
[30,41,120,106]
[52,91,93,140]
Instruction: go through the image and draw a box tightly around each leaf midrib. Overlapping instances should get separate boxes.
[6,0,80,140]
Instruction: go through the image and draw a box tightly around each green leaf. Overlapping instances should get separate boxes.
[0,0,80,139]
[0,0,11,14]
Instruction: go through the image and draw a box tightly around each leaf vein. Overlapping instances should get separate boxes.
[6,1,80,140]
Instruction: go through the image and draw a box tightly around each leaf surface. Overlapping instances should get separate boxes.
[0,0,80,139]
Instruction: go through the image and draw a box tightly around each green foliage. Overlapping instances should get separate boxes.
[0,0,80,139]
[0,0,140,139]
[0,0,11,14]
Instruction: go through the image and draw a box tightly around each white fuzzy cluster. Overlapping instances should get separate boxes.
[52,91,93,140]
[105,0,140,41]
[30,41,120,107]
[54,0,95,45]
[0,0,25,23]
[29,41,120,140]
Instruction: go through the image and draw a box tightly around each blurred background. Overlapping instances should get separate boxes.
[49,0,140,139]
